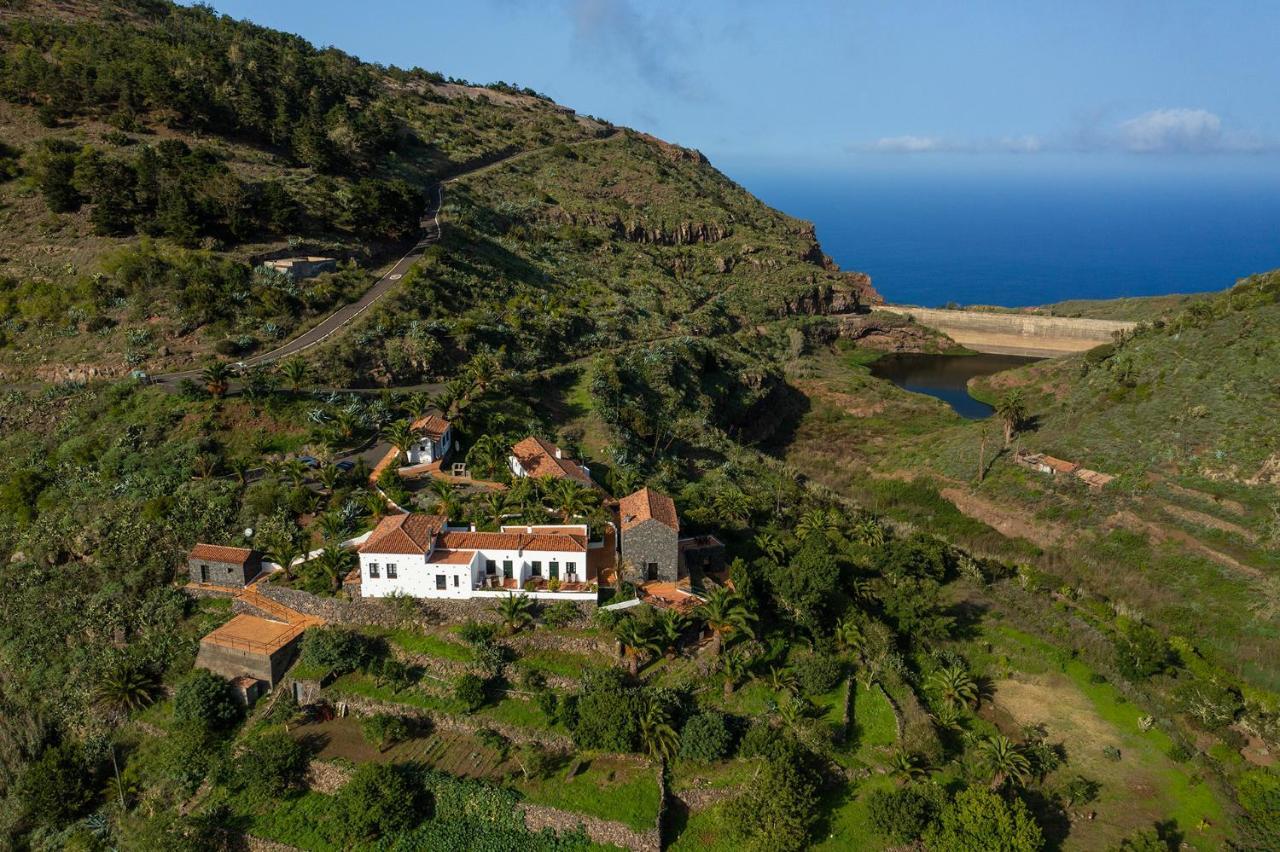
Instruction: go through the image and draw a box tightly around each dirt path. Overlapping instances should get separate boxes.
[940,487,1066,548]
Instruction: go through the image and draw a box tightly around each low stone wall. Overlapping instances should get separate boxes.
[520,802,659,852]
[336,693,574,749]
[249,582,405,627]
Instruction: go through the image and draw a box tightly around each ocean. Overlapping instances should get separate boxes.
[735,169,1280,307]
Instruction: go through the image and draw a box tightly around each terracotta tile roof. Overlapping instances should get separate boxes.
[189,543,255,565]
[358,513,447,554]
[410,414,451,439]
[619,488,679,533]
[510,437,593,485]
[501,524,590,537]
[440,530,587,553]
[426,549,477,565]
[1041,455,1080,474]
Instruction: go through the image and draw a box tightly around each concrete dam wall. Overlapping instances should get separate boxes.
[880,306,1136,357]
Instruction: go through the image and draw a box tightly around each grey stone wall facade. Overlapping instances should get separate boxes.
[188,554,260,587]
[622,519,679,582]
[194,637,299,686]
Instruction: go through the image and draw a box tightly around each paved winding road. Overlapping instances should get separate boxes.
[156,184,446,384]
[154,133,621,386]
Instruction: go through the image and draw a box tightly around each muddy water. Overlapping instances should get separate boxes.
[868,353,1041,419]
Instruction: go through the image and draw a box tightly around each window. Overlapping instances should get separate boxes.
[549,560,559,580]
[436,575,447,590]
[386,563,397,579]
[647,562,659,581]
[502,559,513,579]
[566,561,576,580]
[486,559,497,575]
[453,575,459,587]
[368,562,380,578]
[531,560,542,577]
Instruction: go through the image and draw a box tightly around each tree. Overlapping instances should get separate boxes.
[614,616,660,676]
[769,535,844,634]
[546,476,595,520]
[495,593,535,634]
[795,507,838,542]
[655,608,686,659]
[572,669,642,752]
[94,659,159,717]
[267,539,303,582]
[995,389,1027,447]
[278,358,310,393]
[638,697,679,765]
[455,673,487,711]
[337,763,423,842]
[925,786,1044,851]
[978,735,1032,791]
[726,752,820,852]
[230,733,309,797]
[314,545,356,593]
[929,664,979,711]
[16,742,96,828]
[867,785,942,845]
[173,669,241,734]
[383,419,418,458]
[201,361,233,399]
[697,586,757,656]
[300,626,376,676]
[679,711,734,762]
[360,714,411,752]
[721,645,752,697]
[888,749,927,785]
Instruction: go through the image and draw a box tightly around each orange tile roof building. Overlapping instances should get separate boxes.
[187,543,262,588]
[618,487,681,583]
[508,437,595,487]
[405,414,453,465]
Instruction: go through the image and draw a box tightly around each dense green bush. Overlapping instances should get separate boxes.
[229,733,309,797]
[172,669,241,733]
[679,711,734,762]
[337,763,425,842]
[925,787,1043,851]
[361,713,412,751]
[300,626,379,676]
[725,749,821,852]
[16,742,97,828]
[866,784,942,844]
[455,673,487,712]
[790,652,843,697]
[571,669,642,752]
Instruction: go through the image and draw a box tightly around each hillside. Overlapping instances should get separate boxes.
[0,1,876,384]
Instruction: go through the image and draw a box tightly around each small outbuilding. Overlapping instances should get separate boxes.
[188,543,262,588]
[619,487,680,583]
[259,256,337,280]
[405,414,453,465]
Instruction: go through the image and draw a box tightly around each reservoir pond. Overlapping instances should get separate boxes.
[868,352,1042,419]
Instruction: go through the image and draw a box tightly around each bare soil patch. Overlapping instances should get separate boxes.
[1107,511,1264,580]
[1159,502,1258,543]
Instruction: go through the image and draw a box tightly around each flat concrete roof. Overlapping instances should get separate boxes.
[202,614,300,654]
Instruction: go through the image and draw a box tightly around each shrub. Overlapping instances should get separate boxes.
[455,673,487,711]
[1103,745,1122,762]
[571,669,642,752]
[541,601,578,628]
[790,652,843,697]
[924,787,1043,852]
[866,784,942,844]
[457,619,499,645]
[1165,743,1192,763]
[173,669,241,733]
[230,733,309,797]
[679,711,734,763]
[1114,622,1171,681]
[337,763,424,842]
[361,714,411,751]
[16,742,96,827]
[300,626,378,676]
[726,751,820,852]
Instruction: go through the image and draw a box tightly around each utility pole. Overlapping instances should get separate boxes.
[978,424,989,483]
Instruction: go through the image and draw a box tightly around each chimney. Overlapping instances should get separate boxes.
[555,447,562,459]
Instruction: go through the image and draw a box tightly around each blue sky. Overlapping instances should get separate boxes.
[192,1,1280,179]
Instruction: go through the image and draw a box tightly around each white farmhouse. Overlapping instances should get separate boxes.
[357,513,595,600]
[405,414,453,465]
[508,436,594,486]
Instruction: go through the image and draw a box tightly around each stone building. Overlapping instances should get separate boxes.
[618,488,680,582]
[187,543,262,587]
[259,256,337,280]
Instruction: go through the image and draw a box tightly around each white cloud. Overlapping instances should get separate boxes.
[856,108,1272,155]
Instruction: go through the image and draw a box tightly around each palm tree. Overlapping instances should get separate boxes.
[277,358,310,393]
[614,616,660,676]
[721,646,752,697]
[638,698,679,765]
[767,665,798,695]
[796,507,837,542]
[697,586,757,656]
[928,665,979,711]
[852,514,886,549]
[191,452,218,480]
[263,457,287,484]
[611,466,643,496]
[360,489,389,523]
[496,593,535,634]
[94,661,158,717]
[466,434,508,480]
[317,510,351,543]
[835,615,866,656]
[712,487,750,525]
[283,458,309,488]
[314,545,356,593]
[772,691,813,732]
[201,361,233,399]
[655,609,685,659]
[995,389,1027,447]
[268,540,302,582]
[930,702,964,733]
[888,749,927,785]
[332,408,364,445]
[754,531,787,564]
[315,463,342,495]
[403,391,435,420]
[426,478,458,515]
[979,735,1031,790]
[227,457,251,489]
[481,491,509,530]
[383,420,418,459]
[547,477,594,521]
